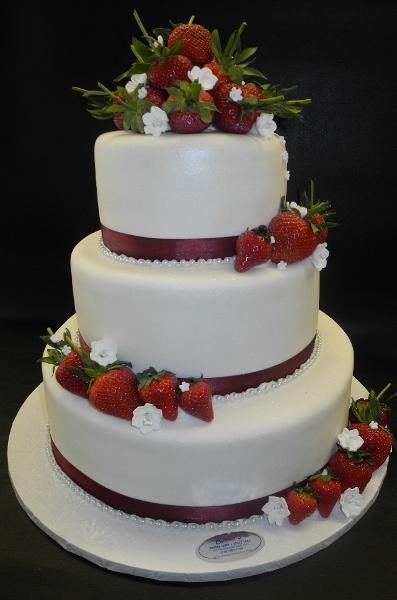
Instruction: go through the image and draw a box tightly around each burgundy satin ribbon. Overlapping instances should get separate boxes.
[102,224,238,261]
[79,333,316,396]
[51,440,280,523]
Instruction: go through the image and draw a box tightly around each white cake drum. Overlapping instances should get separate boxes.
[71,232,319,380]
[8,380,388,581]
[95,130,288,241]
[43,311,353,520]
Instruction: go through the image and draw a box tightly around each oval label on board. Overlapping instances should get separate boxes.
[197,531,264,562]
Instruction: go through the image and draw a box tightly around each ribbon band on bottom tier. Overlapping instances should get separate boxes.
[51,440,286,523]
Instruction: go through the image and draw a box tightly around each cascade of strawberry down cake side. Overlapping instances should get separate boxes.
[42,9,395,528]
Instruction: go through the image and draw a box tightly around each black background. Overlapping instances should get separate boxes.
[2,0,396,597]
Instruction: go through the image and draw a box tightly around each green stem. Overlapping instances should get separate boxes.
[47,327,54,336]
[133,9,151,41]
[376,383,391,401]
[64,335,82,356]
[188,15,195,25]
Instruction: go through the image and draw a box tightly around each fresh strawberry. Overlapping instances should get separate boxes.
[138,367,178,421]
[147,86,167,106]
[349,383,395,427]
[269,211,318,264]
[308,472,342,517]
[179,381,214,422]
[89,367,140,420]
[148,55,193,90]
[214,81,257,134]
[351,423,392,470]
[286,486,317,525]
[329,450,373,492]
[235,225,272,272]
[55,352,89,398]
[168,22,213,65]
[203,59,229,88]
[162,82,216,133]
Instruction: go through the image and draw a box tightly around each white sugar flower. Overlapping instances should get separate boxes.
[369,421,379,430]
[188,66,218,91]
[284,170,290,181]
[229,87,243,102]
[278,135,286,147]
[282,150,289,164]
[142,106,170,136]
[62,345,72,356]
[153,35,164,48]
[90,339,118,367]
[179,381,190,393]
[262,496,290,526]
[288,201,308,218]
[270,236,276,244]
[138,87,148,99]
[277,261,288,271]
[132,404,163,434]
[125,72,147,93]
[311,242,329,272]
[340,487,364,518]
[337,427,364,452]
[255,113,277,139]
[50,334,59,344]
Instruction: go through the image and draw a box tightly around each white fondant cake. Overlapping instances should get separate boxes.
[71,231,319,377]
[44,312,353,507]
[95,131,287,239]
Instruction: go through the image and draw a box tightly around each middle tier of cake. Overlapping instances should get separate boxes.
[71,232,320,380]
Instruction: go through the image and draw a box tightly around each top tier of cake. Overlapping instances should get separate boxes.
[95,130,288,240]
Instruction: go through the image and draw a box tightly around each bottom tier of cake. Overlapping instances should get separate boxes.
[43,311,353,522]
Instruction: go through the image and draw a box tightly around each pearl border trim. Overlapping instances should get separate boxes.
[213,334,321,403]
[98,237,234,266]
[45,433,265,531]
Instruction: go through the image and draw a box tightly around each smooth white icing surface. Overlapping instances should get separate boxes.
[71,232,319,378]
[95,130,287,239]
[43,312,353,507]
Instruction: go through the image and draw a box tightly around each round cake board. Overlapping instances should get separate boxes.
[8,379,387,582]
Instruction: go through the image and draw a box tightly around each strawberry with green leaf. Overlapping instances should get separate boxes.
[350,383,396,427]
[168,17,213,65]
[178,379,214,422]
[137,367,178,421]
[328,448,373,492]
[286,485,317,525]
[235,225,273,272]
[162,81,217,133]
[269,184,336,264]
[308,471,342,517]
[350,422,393,470]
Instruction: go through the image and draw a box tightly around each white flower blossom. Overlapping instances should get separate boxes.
[229,87,243,102]
[282,150,289,163]
[369,421,379,430]
[277,261,288,271]
[311,242,329,272]
[337,427,364,452]
[50,334,59,344]
[90,339,118,367]
[132,404,163,434]
[262,496,290,526]
[288,201,308,218]
[138,87,148,99]
[153,35,164,48]
[284,170,290,181]
[340,487,364,518]
[179,381,190,393]
[270,236,276,244]
[125,73,147,93]
[62,345,72,356]
[142,106,170,136]
[188,66,218,91]
[255,113,277,139]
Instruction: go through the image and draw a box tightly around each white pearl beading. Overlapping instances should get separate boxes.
[45,432,265,531]
[212,333,321,404]
[98,238,234,267]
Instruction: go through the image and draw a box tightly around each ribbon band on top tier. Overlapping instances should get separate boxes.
[101,225,238,261]
[79,334,316,396]
[51,439,295,524]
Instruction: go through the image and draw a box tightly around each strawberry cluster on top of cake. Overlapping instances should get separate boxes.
[73,11,310,135]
